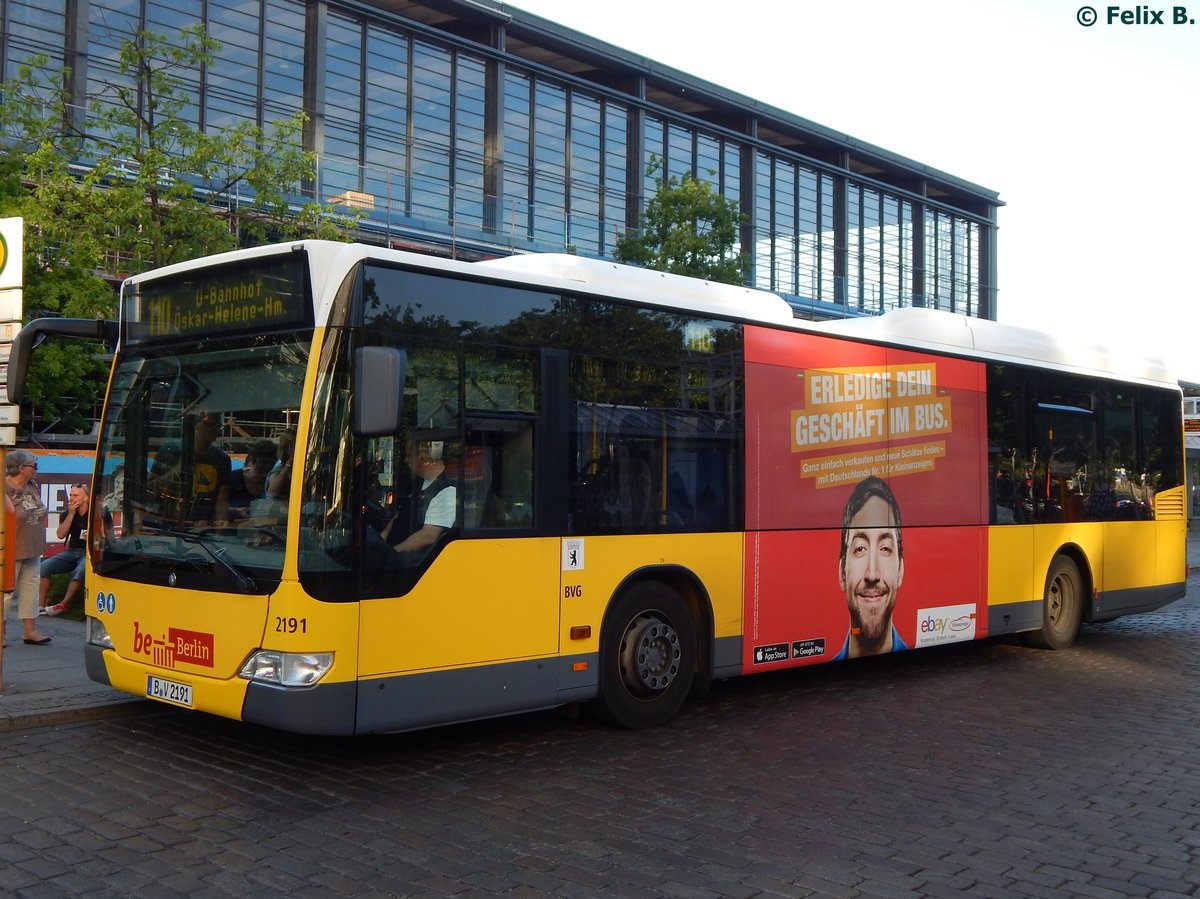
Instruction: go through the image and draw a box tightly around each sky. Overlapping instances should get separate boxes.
[508,0,1200,380]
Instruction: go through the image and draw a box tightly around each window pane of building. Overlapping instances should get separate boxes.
[773,160,796,295]
[207,0,262,129]
[925,210,981,314]
[4,0,66,84]
[796,165,821,303]
[323,12,364,198]
[410,39,451,222]
[602,100,628,253]
[502,70,532,242]
[752,151,772,291]
[262,0,305,125]
[847,184,883,313]
[880,196,907,309]
[87,0,140,114]
[569,92,602,255]
[696,133,719,181]
[531,80,566,249]
[454,52,486,230]
[666,122,691,180]
[643,115,664,201]
[723,142,742,263]
[364,25,408,214]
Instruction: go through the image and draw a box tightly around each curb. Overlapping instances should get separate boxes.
[0,698,155,733]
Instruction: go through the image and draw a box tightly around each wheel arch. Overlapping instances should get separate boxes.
[604,564,715,689]
[1049,542,1095,621]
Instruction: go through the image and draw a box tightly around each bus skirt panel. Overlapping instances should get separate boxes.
[986,600,1043,636]
[1090,581,1186,622]
[353,654,596,735]
[982,582,1186,635]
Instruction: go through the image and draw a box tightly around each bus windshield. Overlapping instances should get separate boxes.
[92,254,314,595]
[93,337,309,593]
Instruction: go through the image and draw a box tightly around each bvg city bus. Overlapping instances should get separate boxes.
[8,241,1187,734]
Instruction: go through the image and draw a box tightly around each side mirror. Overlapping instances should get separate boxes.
[353,347,406,436]
[7,318,119,405]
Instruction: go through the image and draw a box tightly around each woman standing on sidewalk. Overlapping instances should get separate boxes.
[5,449,51,646]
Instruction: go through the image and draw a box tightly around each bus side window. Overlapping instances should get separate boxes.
[463,420,534,529]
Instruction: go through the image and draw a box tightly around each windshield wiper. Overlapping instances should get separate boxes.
[161,529,259,594]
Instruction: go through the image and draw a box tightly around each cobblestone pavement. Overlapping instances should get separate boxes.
[3,573,1200,897]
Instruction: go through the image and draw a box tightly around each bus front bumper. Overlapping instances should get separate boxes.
[85,643,358,735]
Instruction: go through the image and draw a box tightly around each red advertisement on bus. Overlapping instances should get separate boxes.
[742,325,990,669]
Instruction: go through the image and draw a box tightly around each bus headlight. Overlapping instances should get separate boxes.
[238,650,334,687]
[87,616,114,649]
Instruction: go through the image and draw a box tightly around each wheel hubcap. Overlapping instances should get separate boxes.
[618,613,681,695]
[1049,574,1072,626]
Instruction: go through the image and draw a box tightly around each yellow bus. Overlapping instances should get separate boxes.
[8,241,1187,734]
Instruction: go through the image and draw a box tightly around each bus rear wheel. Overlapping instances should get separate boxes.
[1027,554,1083,649]
[593,583,696,729]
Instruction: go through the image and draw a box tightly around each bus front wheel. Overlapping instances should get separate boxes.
[593,583,696,729]
[1027,554,1083,650]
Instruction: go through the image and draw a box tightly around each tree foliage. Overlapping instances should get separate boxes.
[0,25,360,433]
[614,157,747,285]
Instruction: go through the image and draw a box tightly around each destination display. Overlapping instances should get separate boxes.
[125,254,312,345]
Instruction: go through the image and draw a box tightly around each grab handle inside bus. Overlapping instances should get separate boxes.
[354,346,407,436]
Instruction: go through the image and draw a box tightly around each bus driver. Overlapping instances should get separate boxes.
[380,439,458,557]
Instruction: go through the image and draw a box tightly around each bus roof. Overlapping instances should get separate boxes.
[476,254,1179,389]
[474,252,797,326]
[810,308,1179,390]
[123,242,1178,390]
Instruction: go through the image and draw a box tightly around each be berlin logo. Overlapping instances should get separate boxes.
[1077,5,1196,25]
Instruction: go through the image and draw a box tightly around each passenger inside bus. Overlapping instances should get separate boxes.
[145,412,232,527]
[227,439,277,522]
[265,429,296,502]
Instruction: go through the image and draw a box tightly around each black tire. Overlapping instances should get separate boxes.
[1027,554,1083,649]
[593,582,697,729]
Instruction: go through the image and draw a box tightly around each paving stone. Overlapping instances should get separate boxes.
[3,555,1200,896]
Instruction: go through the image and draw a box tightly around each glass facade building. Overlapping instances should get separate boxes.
[1,0,1001,319]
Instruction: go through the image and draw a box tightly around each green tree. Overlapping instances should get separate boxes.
[0,84,120,431]
[615,156,747,285]
[0,25,359,433]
